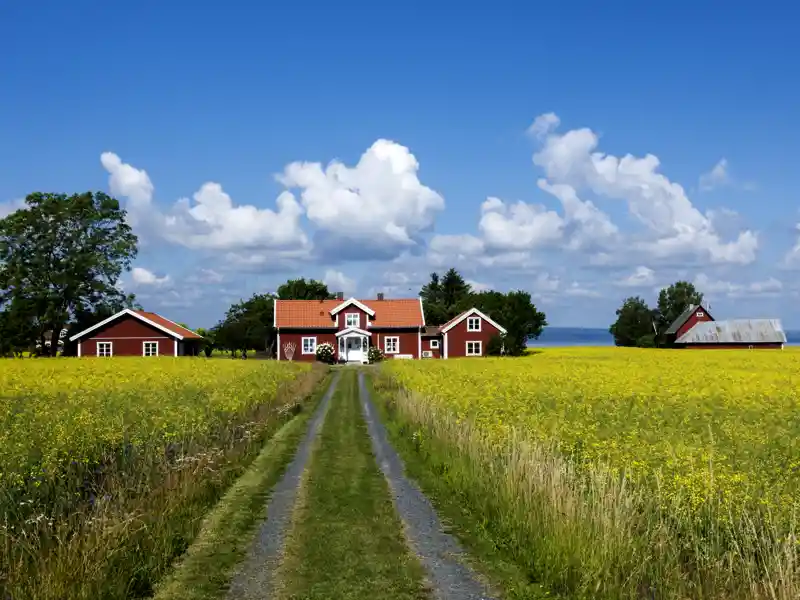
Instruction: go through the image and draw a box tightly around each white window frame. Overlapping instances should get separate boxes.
[696,311,704,317]
[384,336,399,354]
[467,316,481,332]
[143,341,159,357]
[97,341,113,357]
[429,339,440,349]
[345,313,360,328]
[301,336,317,355]
[466,341,482,356]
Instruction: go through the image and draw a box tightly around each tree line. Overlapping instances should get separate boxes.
[0,192,547,357]
[609,280,704,347]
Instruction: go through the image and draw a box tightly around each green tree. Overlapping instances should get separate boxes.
[0,297,38,357]
[420,268,473,325]
[470,289,547,356]
[0,192,138,356]
[609,296,657,347]
[657,280,704,338]
[277,278,335,300]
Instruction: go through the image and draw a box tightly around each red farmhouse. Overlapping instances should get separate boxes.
[69,309,204,357]
[274,293,507,362]
[666,303,786,349]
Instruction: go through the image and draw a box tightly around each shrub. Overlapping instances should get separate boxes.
[315,342,336,364]
[486,334,505,356]
[368,346,385,363]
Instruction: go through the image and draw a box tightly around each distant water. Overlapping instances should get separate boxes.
[528,327,800,347]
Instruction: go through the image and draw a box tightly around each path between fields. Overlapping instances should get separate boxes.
[226,369,493,600]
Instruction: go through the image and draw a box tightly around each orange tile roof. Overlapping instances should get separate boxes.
[276,298,423,328]
[134,311,204,339]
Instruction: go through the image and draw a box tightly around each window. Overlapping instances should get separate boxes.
[467,316,481,332]
[466,341,482,356]
[346,313,360,328]
[696,311,704,317]
[385,336,399,354]
[97,341,112,357]
[302,337,317,354]
[143,341,158,357]
[429,339,440,349]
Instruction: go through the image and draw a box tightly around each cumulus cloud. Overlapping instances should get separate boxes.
[527,112,561,139]
[323,269,356,296]
[530,115,758,265]
[699,158,730,191]
[131,266,171,286]
[694,272,783,298]
[615,266,656,288]
[278,139,445,254]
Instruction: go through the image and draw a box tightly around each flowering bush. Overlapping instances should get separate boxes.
[368,346,385,363]
[315,342,336,364]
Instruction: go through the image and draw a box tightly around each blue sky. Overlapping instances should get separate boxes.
[2,2,799,328]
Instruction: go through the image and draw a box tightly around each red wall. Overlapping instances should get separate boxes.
[421,336,442,358]
[277,330,337,361]
[372,330,420,359]
[676,307,714,339]
[80,315,175,357]
[336,306,370,331]
[445,315,503,358]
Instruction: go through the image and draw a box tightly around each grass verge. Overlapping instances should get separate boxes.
[152,372,333,600]
[275,369,430,600]
[367,375,554,600]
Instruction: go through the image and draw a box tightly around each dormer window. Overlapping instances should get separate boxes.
[346,313,360,328]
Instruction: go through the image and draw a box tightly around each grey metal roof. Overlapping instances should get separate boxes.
[676,319,786,345]
[665,304,699,335]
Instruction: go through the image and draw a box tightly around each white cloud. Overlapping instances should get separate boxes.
[131,266,171,286]
[479,196,565,250]
[531,114,758,265]
[0,198,26,219]
[699,158,730,191]
[278,139,445,252]
[323,269,356,296]
[694,272,783,298]
[101,152,308,252]
[465,279,492,292]
[526,112,561,139]
[615,266,656,288]
[185,268,224,284]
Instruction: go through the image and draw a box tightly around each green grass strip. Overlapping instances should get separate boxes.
[152,374,332,600]
[275,370,430,600]
[367,377,555,600]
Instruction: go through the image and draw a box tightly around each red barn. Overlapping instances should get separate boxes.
[273,294,507,362]
[665,303,786,349]
[69,309,204,357]
[664,303,715,341]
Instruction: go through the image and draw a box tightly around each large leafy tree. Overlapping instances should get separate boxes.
[657,281,704,336]
[420,268,473,325]
[0,192,138,356]
[470,289,547,355]
[277,278,335,300]
[609,296,657,347]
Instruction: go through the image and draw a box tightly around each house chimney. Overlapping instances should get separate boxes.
[336,291,344,301]
[377,292,384,301]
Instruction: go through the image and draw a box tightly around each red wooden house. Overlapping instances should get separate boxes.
[274,293,507,362]
[69,309,204,357]
[666,303,786,349]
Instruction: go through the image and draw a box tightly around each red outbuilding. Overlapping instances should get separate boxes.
[666,303,786,349]
[69,309,204,357]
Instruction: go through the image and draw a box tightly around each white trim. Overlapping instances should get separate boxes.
[273,299,278,328]
[443,332,448,359]
[345,312,361,328]
[301,336,317,354]
[417,331,422,359]
[439,307,507,335]
[335,326,372,337]
[466,340,482,356]
[69,308,184,341]
[384,336,400,354]
[91,336,170,340]
[77,342,81,357]
[429,339,440,349]
[467,316,481,332]
[329,297,375,317]
[143,341,159,357]
[174,339,178,356]
[419,296,426,327]
[96,341,113,357]
[276,332,281,360]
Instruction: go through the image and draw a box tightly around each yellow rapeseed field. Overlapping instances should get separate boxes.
[0,357,311,490]
[384,347,800,521]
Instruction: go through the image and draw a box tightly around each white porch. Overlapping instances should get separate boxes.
[336,327,371,363]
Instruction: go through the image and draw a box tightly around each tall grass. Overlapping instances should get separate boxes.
[375,376,799,599]
[0,359,326,599]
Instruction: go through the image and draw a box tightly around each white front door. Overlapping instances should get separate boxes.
[345,336,366,362]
